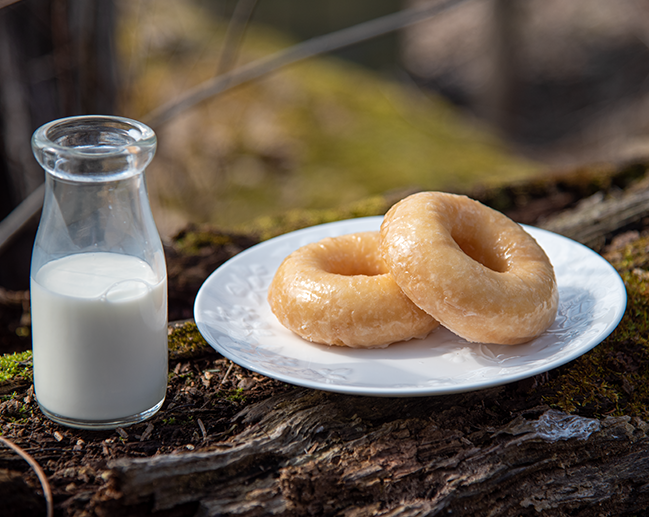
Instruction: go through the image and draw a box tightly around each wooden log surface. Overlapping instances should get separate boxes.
[540,183,649,251]
[3,162,649,516]
[98,390,649,516]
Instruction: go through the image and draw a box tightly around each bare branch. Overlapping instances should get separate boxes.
[0,183,44,257]
[0,436,53,517]
[0,0,22,10]
[143,0,471,129]
[216,0,259,75]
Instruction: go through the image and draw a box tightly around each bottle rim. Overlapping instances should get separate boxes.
[32,115,157,182]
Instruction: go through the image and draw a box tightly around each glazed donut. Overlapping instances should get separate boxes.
[380,192,558,345]
[268,231,439,348]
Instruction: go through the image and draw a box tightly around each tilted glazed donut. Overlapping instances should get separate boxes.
[268,231,439,348]
[380,192,558,345]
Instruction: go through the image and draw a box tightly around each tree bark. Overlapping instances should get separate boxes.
[539,185,649,251]
[95,389,649,516]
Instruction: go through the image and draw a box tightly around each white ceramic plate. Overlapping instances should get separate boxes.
[194,217,627,397]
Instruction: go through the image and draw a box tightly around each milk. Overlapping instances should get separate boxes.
[30,252,167,423]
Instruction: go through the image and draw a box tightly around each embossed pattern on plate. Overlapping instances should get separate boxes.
[194,217,627,396]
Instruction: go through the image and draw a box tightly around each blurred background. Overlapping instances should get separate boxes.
[1,0,649,294]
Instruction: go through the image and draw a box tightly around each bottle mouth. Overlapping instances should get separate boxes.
[32,115,157,182]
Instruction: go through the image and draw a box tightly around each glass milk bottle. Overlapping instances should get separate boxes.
[30,115,168,430]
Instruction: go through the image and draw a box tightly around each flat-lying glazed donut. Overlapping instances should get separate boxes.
[268,231,439,348]
[380,192,558,345]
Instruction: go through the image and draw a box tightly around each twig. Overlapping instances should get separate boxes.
[197,418,207,440]
[0,0,22,9]
[115,427,129,440]
[0,435,53,517]
[140,422,155,442]
[219,361,234,387]
[216,0,259,75]
[0,182,44,257]
[143,0,471,129]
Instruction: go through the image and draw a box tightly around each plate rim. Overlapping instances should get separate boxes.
[194,217,627,397]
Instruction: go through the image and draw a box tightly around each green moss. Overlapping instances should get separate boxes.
[241,192,406,241]
[168,321,212,361]
[226,388,246,403]
[173,231,236,256]
[0,351,32,384]
[538,237,649,418]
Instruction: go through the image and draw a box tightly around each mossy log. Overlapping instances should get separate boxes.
[97,393,649,516]
[3,162,649,516]
[539,184,649,252]
[89,163,649,516]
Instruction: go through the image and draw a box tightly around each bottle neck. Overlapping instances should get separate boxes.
[31,115,163,279]
[33,169,164,279]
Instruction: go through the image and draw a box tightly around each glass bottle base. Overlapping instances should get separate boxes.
[38,398,165,430]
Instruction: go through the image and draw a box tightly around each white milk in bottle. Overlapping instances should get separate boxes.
[31,114,166,428]
[31,252,168,423]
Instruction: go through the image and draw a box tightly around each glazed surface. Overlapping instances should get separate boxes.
[268,231,439,348]
[380,192,559,345]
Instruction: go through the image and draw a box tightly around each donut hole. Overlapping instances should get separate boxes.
[322,253,387,277]
[317,236,388,277]
[452,233,508,273]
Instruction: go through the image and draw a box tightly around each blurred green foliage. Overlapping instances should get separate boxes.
[117,0,540,236]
